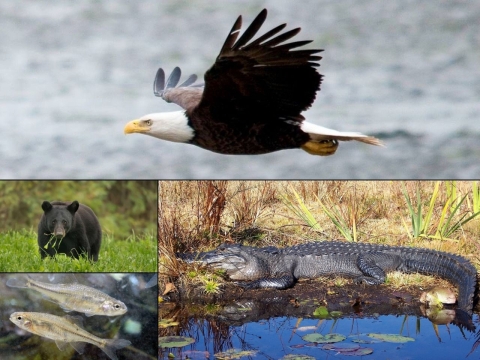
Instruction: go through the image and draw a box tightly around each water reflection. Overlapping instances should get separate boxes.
[159,298,479,359]
[1,273,157,360]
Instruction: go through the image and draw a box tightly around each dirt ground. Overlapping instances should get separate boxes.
[165,273,478,306]
[162,277,479,328]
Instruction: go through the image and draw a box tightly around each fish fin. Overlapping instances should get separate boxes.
[6,275,30,288]
[59,304,73,312]
[84,312,95,317]
[64,315,84,327]
[55,340,70,351]
[145,274,158,288]
[101,339,131,360]
[70,341,86,354]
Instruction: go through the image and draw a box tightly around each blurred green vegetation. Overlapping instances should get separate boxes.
[0,181,157,239]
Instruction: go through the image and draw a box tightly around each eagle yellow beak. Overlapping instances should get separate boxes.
[124,119,146,134]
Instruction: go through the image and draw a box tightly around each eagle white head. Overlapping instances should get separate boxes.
[124,111,194,143]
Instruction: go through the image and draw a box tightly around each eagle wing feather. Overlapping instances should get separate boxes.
[193,8,323,124]
[154,66,203,110]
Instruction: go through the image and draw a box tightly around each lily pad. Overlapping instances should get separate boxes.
[322,343,373,356]
[329,311,343,317]
[322,343,360,351]
[280,355,316,360]
[312,306,329,318]
[366,333,415,343]
[159,336,195,348]
[181,350,210,359]
[214,348,257,359]
[349,334,382,344]
[302,333,346,343]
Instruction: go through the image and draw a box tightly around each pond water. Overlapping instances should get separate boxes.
[1,273,157,360]
[159,299,480,360]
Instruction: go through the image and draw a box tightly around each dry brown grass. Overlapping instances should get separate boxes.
[158,181,480,291]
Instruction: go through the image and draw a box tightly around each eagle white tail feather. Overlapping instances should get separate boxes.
[301,121,383,146]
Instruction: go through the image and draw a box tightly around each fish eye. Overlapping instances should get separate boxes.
[17,316,22,320]
[114,303,121,309]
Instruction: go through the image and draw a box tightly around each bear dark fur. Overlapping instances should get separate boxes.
[38,200,102,261]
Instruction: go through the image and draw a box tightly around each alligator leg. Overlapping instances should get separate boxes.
[235,274,296,290]
[355,254,387,285]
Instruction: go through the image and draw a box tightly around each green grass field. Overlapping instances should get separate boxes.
[0,230,157,272]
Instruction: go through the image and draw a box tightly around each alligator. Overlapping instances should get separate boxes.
[181,241,478,315]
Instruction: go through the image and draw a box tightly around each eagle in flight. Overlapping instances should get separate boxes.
[124,9,382,156]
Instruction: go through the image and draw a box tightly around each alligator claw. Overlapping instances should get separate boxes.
[234,281,256,290]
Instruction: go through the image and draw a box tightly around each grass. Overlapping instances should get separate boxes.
[0,230,157,272]
[158,181,480,294]
[401,181,480,241]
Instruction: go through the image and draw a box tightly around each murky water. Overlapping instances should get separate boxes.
[1,0,479,179]
[1,273,157,360]
[159,300,480,360]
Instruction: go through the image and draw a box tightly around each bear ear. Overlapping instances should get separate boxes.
[67,200,80,214]
[42,201,53,212]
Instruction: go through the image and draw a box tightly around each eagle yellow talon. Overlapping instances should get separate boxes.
[301,140,339,156]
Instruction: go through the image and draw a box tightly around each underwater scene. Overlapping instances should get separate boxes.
[1,273,157,360]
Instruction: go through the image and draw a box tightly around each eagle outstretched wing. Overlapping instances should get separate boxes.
[194,9,323,123]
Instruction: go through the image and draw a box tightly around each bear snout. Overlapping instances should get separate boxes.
[53,226,66,238]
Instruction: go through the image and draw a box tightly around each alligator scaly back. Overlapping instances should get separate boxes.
[184,241,478,315]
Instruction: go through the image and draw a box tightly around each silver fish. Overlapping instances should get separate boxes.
[6,276,127,317]
[10,311,130,360]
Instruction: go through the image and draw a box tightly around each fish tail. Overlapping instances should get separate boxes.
[6,275,30,288]
[100,338,131,360]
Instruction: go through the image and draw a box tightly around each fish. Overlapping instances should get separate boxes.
[10,311,131,360]
[6,276,127,317]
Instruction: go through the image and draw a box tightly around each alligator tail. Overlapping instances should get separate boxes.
[398,248,477,314]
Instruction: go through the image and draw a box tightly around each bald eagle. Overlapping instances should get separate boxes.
[124,9,381,156]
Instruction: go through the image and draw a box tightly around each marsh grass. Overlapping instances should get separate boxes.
[281,186,323,232]
[158,181,480,293]
[471,181,480,214]
[402,181,480,241]
[0,230,156,272]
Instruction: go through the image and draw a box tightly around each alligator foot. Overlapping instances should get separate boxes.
[235,275,295,290]
[354,276,384,285]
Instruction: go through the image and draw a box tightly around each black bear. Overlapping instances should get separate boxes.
[38,200,102,261]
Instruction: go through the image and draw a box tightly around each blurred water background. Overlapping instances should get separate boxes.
[1,0,479,179]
